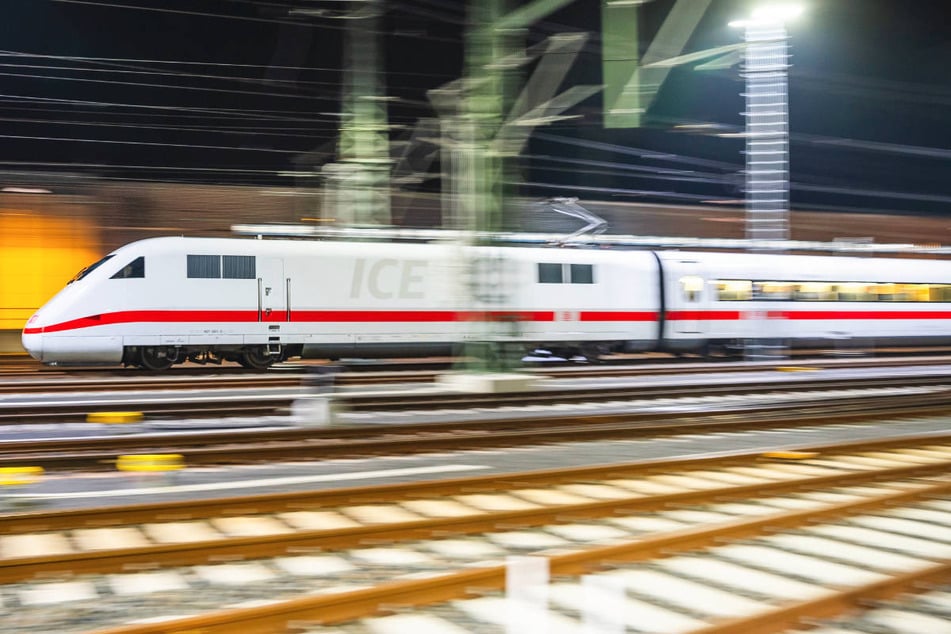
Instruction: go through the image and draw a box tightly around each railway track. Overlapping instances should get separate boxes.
[2,354,951,391]
[3,367,951,424]
[1,434,948,633]
[4,386,951,471]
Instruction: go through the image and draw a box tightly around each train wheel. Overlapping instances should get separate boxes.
[579,345,605,364]
[239,346,274,370]
[139,347,174,371]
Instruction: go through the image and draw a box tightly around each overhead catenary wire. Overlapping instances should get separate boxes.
[0,68,440,108]
[0,100,423,125]
[0,70,339,101]
[0,133,310,154]
[49,0,317,26]
[0,51,456,80]
[0,116,339,138]
[0,160,295,175]
[48,0,462,43]
[0,94,357,123]
[0,62,346,91]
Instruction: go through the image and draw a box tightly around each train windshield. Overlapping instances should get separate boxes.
[68,255,115,284]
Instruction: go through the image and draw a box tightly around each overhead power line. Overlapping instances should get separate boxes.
[0,116,337,138]
[0,70,336,101]
[0,51,454,80]
[48,0,461,42]
[0,133,316,154]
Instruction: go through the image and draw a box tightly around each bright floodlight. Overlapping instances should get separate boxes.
[753,4,803,21]
[729,3,803,27]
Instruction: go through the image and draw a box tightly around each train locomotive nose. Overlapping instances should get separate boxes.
[21,332,43,361]
[21,315,43,361]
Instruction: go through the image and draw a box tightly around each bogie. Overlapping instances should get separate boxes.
[239,345,278,370]
[137,346,179,371]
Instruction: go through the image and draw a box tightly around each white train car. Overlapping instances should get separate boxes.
[658,250,951,353]
[21,236,662,369]
[21,236,951,369]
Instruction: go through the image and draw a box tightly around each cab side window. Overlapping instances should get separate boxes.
[111,256,145,279]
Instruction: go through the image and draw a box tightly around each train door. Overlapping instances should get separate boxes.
[674,262,705,336]
[257,257,285,321]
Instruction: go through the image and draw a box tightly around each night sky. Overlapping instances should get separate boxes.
[2,0,951,217]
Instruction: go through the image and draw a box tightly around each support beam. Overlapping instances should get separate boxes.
[602,0,643,128]
[603,0,713,128]
[327,0,391,227]
[494,0,576,31]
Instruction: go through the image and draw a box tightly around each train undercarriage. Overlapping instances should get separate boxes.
[122,344,299,371]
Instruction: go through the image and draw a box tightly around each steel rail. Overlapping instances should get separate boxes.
[5,431,949,535]
[82,480,951,634]
[4,389,951,471]
[2,453,949,584]
[2,355,950,394]
[2,372,950,425]
[688,562,951,634]
[3,351,951,383]
[342,374,951,411]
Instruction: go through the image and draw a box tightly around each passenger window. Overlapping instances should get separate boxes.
[187,254,221,279]
[896,284,929,302]
[223,255,255,279]
[835,283,874,302]
[872,283,900,302]
[111,256,144,279]
[754,282,793,300]
[570,263,594,284]
[716,279,750,301]
[931,285,951,302]
[794,282,835,301]
[714,279,949,303]
[538,263,563,284]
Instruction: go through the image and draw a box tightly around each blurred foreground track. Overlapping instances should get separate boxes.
[0,435,944,633]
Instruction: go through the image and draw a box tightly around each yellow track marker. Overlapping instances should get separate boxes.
[116,454,185,473]
[761,451,820,460]
[87,411,144,424]
[776,366,819,372]
[0,466,44,486]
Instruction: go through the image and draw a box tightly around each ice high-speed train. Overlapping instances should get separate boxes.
[21,236,951,369]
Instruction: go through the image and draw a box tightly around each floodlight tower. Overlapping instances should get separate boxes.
[730,4,801,244]
[730,4,802,360]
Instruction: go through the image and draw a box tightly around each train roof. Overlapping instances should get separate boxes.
[116,233,951,271]
[231,224,951,257]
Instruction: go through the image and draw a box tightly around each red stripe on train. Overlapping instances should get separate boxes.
[25,309,657,333]
[22,308,951,335]
[667,310,951,321]
[665,310,743,321]
[782,310,951,320]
